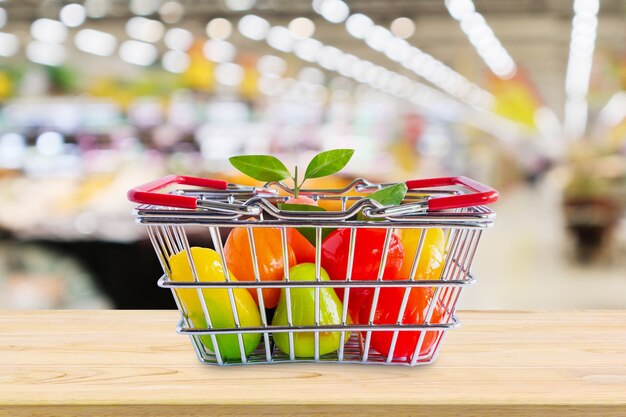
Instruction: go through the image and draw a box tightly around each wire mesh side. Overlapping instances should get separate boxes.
[187,328,450,366]
[148,216,482,365]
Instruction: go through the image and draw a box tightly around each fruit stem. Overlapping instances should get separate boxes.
[293,166,299,198]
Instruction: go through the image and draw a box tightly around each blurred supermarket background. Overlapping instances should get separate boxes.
[0,0,625,310]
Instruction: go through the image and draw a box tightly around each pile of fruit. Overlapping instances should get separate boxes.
[168,150,447,362]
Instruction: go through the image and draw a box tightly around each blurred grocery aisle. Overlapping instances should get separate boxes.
[463,178,626,309]
[0,0,625,310]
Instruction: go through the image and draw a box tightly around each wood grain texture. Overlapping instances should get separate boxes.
[0,310,625,417]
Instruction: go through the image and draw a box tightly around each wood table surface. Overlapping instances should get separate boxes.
[0,310,625,417]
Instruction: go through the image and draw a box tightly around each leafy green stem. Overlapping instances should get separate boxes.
[229,149,355,200]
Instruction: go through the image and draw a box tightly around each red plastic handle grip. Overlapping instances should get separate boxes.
[127,175,228,209]
[405,176,499,211]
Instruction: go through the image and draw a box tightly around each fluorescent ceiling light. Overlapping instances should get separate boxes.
[563,0,599,139]
[119,40,158,66]
[75,29,117,56]
[316,0,494,110]
[445,0,517,79]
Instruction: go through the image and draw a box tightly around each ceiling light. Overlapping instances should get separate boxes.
[241,20,468,122]
[564,98,588,139]
[383,37,410,62]
[60,4,86,27]
[329,76,352,91]
[390,75,411,96]
[257,55,286,76]
[311,0,325,13]
[206,18,232,40]
[365,26,392,52]
[317,45,342,70]
[298,67,325,84]
[31,19,67,43]
[574,0,599,15]
[446,2,516,79]
[0,32,18,56]
[534,106,563,139]
[288,17,315,39]
[159,1,184,24]
[370,69,389,90]
[36,131,64,156]
[352,60,374,82]
[164,28,193,51]
[162,50,190,73]
[85,0,109,19]
[126,17,164,43]
[130,0,159,16]
[0,133,26,169]
[119,40,158,66]
[597,91,626,128]
[337,53,358,77]
[258,75,283,95]
[294,38,322,62]
[345,13,373,39]
[203,40,236,63]
[446,0,475,20]
[267,26,294,52]
[26,41,66,66]
[215,62,244,86]
[238,15,270,40]
[364,65,383,85]
[74,29,117,56]
[319,0,349,24]
[564,0,599,139]
[390,17,415,39]
[225,0,256,11]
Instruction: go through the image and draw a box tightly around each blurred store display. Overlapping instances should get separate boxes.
[0,240,111,309]
[563,144,626,263]
[0,0,624,309]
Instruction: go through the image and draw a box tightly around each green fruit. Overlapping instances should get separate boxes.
[272,263,347,357]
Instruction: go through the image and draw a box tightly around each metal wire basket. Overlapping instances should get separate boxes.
[128,175,498,366]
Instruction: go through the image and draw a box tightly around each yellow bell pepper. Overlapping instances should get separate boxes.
[395,228,446,280]
[169,247,261,361]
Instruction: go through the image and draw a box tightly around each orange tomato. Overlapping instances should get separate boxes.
[224,227,296,308]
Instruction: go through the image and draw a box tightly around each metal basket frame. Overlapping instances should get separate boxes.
[130,176,496,366]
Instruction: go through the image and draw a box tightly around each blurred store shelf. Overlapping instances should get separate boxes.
[0,0,625,311]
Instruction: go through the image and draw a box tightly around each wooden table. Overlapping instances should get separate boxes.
[1,310,625,417]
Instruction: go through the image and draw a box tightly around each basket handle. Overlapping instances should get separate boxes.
[405,176,499,211]
[127,175,228,209]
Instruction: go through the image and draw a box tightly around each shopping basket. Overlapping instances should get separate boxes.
[128,175,497,366]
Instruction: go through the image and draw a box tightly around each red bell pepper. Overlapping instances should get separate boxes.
[360,286,444,361]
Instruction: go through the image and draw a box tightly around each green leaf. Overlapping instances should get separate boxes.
[304,149,355,180]
[277,203,333,246]
[296,227,334,247]
[367,183,408,206]
[359,183,408,221]
[229,155,291,182]
[277,203,326,212]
